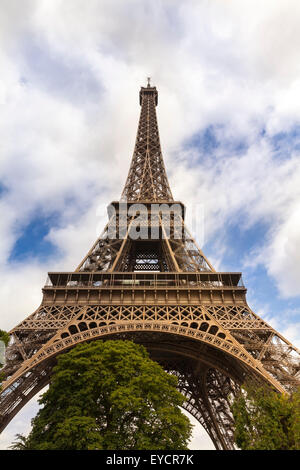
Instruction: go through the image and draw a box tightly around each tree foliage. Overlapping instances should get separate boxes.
[9,434,29,450]
[14,339,192,450]
[231,384,300,450]
[0,330,10,348]
[0,329,10,390]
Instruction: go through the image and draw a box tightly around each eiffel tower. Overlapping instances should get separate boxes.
[1,81,300,450]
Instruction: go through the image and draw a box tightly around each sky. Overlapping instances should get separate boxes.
[1,0,300,450]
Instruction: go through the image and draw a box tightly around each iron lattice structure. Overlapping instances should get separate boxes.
[1,83,300,449]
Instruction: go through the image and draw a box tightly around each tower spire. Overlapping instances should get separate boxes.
[75,83,214,273]
[121,83,173,202]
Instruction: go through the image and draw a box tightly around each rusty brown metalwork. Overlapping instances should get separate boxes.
[0,84,299,449]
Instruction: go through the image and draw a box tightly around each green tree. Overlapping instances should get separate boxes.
[231,384,300,450]
[15,339,192,450]
[0,329,10,391]
[0,330,10,348]
[9,434,29,450]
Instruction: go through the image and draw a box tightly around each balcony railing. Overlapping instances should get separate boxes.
[45,272,244,289]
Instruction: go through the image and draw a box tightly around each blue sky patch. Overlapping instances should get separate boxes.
[0,182,8,197]
[245,263,300,329]
[189,125,219,154]
[205,218,269,272]
[269,126,300,159]
[203,219,296,324]
[9,214,59,264]
[184,125,249,164]
[226,220,268,269]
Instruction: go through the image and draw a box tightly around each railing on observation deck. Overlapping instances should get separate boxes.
[44,272,244,289]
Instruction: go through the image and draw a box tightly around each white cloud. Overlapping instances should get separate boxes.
[264,204,300,297]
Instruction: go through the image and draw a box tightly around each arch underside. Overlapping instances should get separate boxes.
[0,328,269,449]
